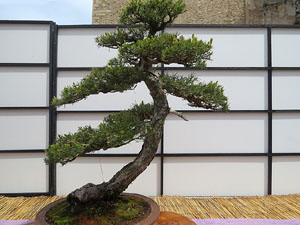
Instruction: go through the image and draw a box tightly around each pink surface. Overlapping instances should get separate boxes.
[193,219,300,225]
[0,221,34,225]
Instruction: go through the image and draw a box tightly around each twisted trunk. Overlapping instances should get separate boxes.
[67,74,169,209]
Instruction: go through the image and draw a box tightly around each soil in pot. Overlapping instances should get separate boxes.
[45,195,151,225]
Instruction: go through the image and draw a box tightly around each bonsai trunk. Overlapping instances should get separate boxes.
[67,74,170,208]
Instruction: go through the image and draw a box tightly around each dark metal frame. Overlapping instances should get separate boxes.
[0,21,299,197]
[48,22,58,196]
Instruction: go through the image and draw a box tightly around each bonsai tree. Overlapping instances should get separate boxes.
[45,0,228,209]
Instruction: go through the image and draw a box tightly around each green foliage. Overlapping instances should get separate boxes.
[160,73,229,111]
[45,103,154,165]
[96,27,146,49]
[47,0,229,166]
[52,58,145,107]
[119,0,186,35]
[119,33,212,67]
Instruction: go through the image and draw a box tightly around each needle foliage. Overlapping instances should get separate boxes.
[45,0,228,168]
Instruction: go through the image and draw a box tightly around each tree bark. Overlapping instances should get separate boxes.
[67,74,169,208]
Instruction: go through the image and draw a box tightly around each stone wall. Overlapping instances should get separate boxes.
[296,0,300,23]
[92,0,298,24]
[248,0,296,24]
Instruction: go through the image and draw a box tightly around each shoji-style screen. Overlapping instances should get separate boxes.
[271,28,300,195]
[164,27,267,68]
[0,22,52,194]
[1,22,299,197]
[57,28,118,68]
[56,27,160,196]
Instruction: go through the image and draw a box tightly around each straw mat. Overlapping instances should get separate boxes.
[0,196,62,220]
[153,194,300,219]
[1,194,300,220]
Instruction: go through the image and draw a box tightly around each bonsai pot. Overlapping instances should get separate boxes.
[35,193,160,225]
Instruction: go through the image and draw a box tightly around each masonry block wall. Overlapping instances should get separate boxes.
[92,0,298,24]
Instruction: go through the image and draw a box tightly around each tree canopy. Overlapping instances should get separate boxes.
[46,0,228,169]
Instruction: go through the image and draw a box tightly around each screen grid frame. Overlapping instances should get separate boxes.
[0,21,299,196]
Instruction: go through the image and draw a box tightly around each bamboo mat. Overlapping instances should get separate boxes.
[1,194,300,220]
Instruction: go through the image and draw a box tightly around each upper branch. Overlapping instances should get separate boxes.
[45,103,154,165]
[119,33,213,68]
[52,58,145,107]
[119,0,186,35]
[160,73,229,111]
[96,27,146,49]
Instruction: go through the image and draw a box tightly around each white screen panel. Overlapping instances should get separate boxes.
[164,28,267,67]
[57,28,118,67]
[0,110,48,150]
[56,157,160,196]
[273,113,300,153]
[272,29,300,67]
[273,71,300,110]
[56,71,152,111]
[0,67,49,107]
[0,153,47,193]
[0,24,49,63]
[166,70,267,110]
[57,112,156,154]
[273,156,300,195]
[164,113,267,154]
[164,157,267,196]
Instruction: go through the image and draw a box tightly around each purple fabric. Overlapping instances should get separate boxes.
[0,220,34,225]
[192,219,300,225]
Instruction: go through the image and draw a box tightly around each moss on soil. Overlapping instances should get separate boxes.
[46,195,151,225]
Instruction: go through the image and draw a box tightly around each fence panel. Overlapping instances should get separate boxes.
[0,22,299,196]
[0,22,52,195]
[56,157,160,196]
[166,70,268,110]
[272,29,300,67]
[164,27,267,67]
[0,153,48,193]
[164,157,267,196]
[57,28,118,68]
[0,24,49,63]
[272,156,300,195]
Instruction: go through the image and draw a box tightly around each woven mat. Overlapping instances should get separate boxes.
[153,194,300,219]
[1,194,300,220]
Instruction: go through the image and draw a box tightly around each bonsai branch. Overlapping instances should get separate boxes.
[169,109,188,121]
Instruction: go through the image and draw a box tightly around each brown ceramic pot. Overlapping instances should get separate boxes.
[35,193,160,225]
